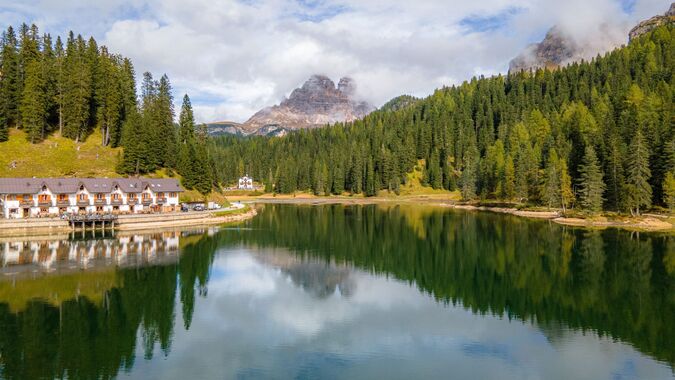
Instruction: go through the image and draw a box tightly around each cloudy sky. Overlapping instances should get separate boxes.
[0,0,670,123]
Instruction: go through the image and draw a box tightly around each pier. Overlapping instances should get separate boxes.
[66,214,118,231]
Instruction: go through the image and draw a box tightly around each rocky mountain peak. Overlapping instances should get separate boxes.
[231,75,374,136]
[629,2,675,41]
[509,26,579,72]
[299,74,335,92]
[337,77,356,96]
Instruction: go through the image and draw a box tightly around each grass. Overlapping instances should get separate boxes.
[395,160,461,199]
[212,204,251,217]
[0,128,120,177]
[180,189,231,207]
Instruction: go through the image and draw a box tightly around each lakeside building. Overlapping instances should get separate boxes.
[0,178,183,219]
[238,175,254,190]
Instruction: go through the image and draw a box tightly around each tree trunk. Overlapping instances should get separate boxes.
[58,103,63,135]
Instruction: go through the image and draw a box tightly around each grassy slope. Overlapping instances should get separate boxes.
[0,128,120,177]
[0,128,230,205]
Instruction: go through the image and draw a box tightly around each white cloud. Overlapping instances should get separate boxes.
[2,0,670,123]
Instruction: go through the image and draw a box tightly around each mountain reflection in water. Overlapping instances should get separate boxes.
[0,204,671,380]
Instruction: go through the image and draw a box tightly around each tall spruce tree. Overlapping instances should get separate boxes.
[626,129,652,215]
[544,150,561,209]
[62,33,92,142]
[20,59,46,143]
[560,160,574,213]
[0,26,20,139]
[577,146,605,213]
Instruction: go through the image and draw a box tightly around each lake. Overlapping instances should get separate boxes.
[0,204,673,379]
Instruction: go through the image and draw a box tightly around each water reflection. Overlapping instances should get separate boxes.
[0,205,671,380]
[0,232,181,275]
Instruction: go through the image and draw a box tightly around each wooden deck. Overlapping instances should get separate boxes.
[66,214,118,230]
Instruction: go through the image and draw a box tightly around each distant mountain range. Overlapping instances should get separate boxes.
[207,75,374,137]
[510,2,674,72]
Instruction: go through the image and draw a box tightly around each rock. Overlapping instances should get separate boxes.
[509,3,674,73]
[509,26,580,73]
[205,121,246,136]
[209,75,374,137]
[628,2,675,41]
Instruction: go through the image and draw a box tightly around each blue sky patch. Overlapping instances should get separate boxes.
[459,7,524,34]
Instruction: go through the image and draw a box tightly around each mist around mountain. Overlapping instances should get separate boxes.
[510,2,674,72]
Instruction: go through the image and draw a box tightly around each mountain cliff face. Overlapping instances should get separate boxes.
[510,3,674,73]
[509,26,580,72]
[629,3,675,40]
[211,75,374,137]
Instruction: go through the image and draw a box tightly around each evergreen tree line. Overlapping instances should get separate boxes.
[0,23,136,145]
[0,23,214,195]
[212,25,674,213]
[115,75,215,195]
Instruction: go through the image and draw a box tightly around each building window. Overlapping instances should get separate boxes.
[170,192,177,198]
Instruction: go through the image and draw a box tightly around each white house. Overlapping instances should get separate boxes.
[238,175,254,190]
[0,178,183,219]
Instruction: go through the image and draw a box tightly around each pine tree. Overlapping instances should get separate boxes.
[179,94,195,145]
[577,146,605,213]
[62,33,92,142]
[117,109,143,174]
[20,59,46,143]
[626,129,652,215]
[96,48,123,147]
[157,74,177,167]
[503,155,515,200]
[543,150,560,209]
[663,172,675,213]
[460,145,478,200]
[365,158,376,197]
[560,160,574,213]
[0,26,20,139]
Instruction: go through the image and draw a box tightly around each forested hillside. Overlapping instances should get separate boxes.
[0,24,214,194]
[212,25,674,214]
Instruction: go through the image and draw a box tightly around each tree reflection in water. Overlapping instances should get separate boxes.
[0,205,671,379]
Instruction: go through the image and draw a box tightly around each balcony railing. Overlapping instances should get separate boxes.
[127,198,139,205]
[156,197,167,204]
[56,199,70,206]
[110,198,123,205]
[142,198,152,205]
[94,198,106,205]
[38,199,52,206]
[20,200,34,206]
[77,198,90,205]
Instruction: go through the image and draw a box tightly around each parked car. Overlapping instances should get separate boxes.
[194,205,205,212]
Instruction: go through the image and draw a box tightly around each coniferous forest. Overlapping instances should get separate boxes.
[1,23,673,208]
[0,24,214,194]
[212,25,674,214]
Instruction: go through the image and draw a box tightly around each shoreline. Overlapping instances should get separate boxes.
[0,206,258,238]
[235,196,674,232]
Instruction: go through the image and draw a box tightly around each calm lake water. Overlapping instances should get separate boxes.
[0,204,673,380]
